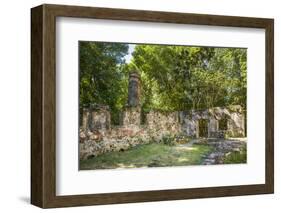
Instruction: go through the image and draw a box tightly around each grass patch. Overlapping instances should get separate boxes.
[223,145,247,164]
[80,143,214,170]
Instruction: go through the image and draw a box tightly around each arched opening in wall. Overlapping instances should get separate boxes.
[79,107,83,127]
[244,109,247,137]
[110,110,121,126]
[141,110,147,125]
[198,119,208,137]
[219,118,228,131]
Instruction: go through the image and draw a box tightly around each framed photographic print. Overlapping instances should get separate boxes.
[31,4,274,208]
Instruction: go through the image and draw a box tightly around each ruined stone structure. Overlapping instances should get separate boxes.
[120,106,141,127]
[80,71,245,160]
[120,71,142,127]
[180,105,245,138]
[127,71,141,107]
[81,104,111,136]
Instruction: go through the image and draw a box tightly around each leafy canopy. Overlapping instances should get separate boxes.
[79,42,247,123]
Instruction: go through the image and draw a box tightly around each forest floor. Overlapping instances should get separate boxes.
[79,138,247,170]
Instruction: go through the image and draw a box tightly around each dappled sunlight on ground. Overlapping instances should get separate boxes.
[177,157,190,163]
[116,163,146,168]
[80,142,213,170]
[80,137,247,170]
[175,146,198,151]
[227,137,247,142]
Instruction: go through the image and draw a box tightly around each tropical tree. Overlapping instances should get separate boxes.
[79,41,129,123]
[79,41,247,123]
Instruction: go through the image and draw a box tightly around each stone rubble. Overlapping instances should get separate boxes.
[198,139,247,165]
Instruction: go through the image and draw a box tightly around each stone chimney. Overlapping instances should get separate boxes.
[127,71,140,107]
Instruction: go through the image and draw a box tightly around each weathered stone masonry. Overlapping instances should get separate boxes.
[80,71,245,160]
[180,105,245,138]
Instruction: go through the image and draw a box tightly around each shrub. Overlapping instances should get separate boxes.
[223,146,247,164]
[162,134,177,146]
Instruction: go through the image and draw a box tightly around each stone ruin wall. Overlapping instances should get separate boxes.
[146,111,181,140]
[79,106,181,160]
[81,105,111,135]
[80,105,245,160]
[120,106,141,127]
[180,106,245,138]
[79,71,245,160]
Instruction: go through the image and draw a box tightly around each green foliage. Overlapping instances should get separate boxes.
[161,134,177,146]
[79,42,247,124]
[209,48,247,108]
[79,41,129,124]
[132,45,246,111]
[223,145,247,164]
